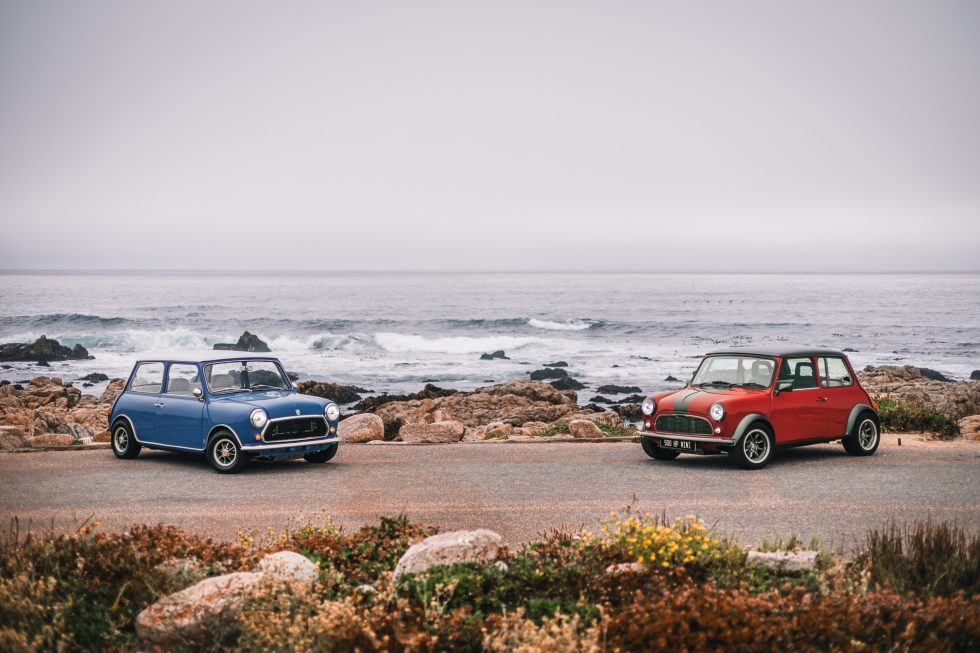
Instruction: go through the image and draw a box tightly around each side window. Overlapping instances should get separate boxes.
[166,363,202,396]
[820,357,853,388]
[779,357,818,390]
[130,362,164,393]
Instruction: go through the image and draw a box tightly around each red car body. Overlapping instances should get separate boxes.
[640,346,880,469]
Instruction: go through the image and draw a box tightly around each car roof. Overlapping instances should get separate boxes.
[704,345,847,358]
[132,350,281,365]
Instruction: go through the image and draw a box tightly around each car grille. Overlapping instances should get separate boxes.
[264,417,328,442]
[655,414,712,436]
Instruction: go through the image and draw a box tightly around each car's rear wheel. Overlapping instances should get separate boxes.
[304,444,338,463]
[208,432,248,474]
[641,437,681,461]
[843,413,880,456]
[731,424,774,470]
[111,421,141,459]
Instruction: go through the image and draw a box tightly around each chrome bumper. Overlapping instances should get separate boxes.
[242,435,340,451]
[641,432,735,446]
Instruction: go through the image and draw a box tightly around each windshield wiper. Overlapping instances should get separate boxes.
[730,382,767,389]
[697,380,732,387]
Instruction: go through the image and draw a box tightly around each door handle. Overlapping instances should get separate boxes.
[154,402,165,408]
[816,397,828,402]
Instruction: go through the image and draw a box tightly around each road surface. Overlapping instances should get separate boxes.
[1,434,978,548]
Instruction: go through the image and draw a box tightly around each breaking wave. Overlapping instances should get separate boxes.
[373,332,540,354]
[527,318,598,331]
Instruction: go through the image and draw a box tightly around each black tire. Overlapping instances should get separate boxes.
[304,444,338,463]
[641,438,681,461]
[843,412,880,456]
[207,431,248,474]
[731,423,775,470]
[110,420,141,459]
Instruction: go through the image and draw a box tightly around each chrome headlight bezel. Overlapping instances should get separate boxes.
[709,402,726,422]
[250,408,269,429]
[325,403,340,422]
[641,398,656,416]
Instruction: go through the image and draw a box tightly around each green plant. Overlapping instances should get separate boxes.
[875,396,960,439]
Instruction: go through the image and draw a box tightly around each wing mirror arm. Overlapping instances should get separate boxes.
[775,381,793,395]
[193,387,204,401]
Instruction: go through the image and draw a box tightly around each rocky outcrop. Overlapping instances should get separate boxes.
[958,416,980,441]
[568,419,603,438]
[480,350,508,360]
[971,371,980,381]
[295,380,369,405]
[352,384,457,412]
[400,420,466,444]
[25,433,75,447]
[596,384,642,394]
[393,529,502,580]
[859,365,980,421]
[543,361,568,368]
[213,331,270,353]
[530,368,567,380]
[0,376,124,450]
[338,413,385,443]
[79,372,109,383]
[371,381,578,436]
[0,335,92,362]
[550,377,585,391]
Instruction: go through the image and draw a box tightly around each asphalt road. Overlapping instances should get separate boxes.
[1,434,978,548]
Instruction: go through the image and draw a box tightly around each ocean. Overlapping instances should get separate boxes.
[1,272,977,402]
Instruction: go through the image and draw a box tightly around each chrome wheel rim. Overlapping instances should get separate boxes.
[858,419,878,450]
[114,427,128,452]
[213,438,237,467]
[743,429,770,463]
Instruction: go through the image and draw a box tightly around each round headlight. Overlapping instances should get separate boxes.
[709,402,726,421]
[250,408,268,429]
[325,404,340,422]
[641,398,656,416]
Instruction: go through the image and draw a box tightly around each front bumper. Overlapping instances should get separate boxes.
[641,432,735,447]
[241,434,340,452]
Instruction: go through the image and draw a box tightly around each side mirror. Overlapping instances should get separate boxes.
[775,381,793,395]
[192,387,204,401]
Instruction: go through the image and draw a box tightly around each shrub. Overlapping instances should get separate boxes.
[597,510,738,572]
[875,396,960,439]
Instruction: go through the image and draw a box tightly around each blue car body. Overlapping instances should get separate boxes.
[109,352,340,467]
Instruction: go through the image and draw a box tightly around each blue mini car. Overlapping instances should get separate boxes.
[108,352,340,473]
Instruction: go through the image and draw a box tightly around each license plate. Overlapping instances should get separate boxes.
[661,438,695,451]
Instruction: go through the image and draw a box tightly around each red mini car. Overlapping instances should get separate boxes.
[640,346,880,469]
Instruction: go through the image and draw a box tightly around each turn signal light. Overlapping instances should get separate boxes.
[254,434,263,441]
[329,427,336,434]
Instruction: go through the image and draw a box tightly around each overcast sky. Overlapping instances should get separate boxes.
[1,1,978,272]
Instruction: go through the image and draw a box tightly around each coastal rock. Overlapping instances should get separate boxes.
[568,419,603,438]
[483,421,513,439]
[590,396,613,404]
[92,430,111,443]
[530,368,567,380]
[664,375,680,382]
[0,425,26,451]
[26,433,75,447]
[79,372,109,383]
[371,381,577,433]
[746,550,819,573]
[918,368,951,382]
[399,420,466,443]
[596,384,642,394]
[555,410,621,429]
[971,370,980,381]
[859,365,980,421]
[0,335,93,362]
[543,361,568,368]
[958,416,980,441]
[212,331,270,353]
[295,380,368,405]
[338,413,384,443]
[480,350,508,360]
[353,384,456,412]
[393,529,502,579]
[257,551,319,584]
[550,377,586,391]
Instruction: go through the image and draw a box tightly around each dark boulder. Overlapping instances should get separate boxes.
[590,395,613,404]
[664,375,680,382]
[616,394,646,404]
[972,370,980,381]
[543,361,568,368]
[550,377,585,391]
[530,368,568,380]
[352,383,458,412]
[596,384,642,394]
[918,368,951,383]
[611,403,642,421]
[843,348,858,352]
[0,335,93,362]
[480,350,509,360]
[79,372,109,383]
[295,380,372,405]
[213,331,271,353]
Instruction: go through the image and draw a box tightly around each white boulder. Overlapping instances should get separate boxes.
[393,529,503,579]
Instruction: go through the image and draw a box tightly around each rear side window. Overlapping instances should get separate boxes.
[130,362,164,393]
[820,357,853,387]
[166,363,202,396]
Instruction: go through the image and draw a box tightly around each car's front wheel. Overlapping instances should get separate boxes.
[208,432,248,474]
[731,424,774,470]
[304,444,338,463]
[641,438,681,461]
[111,420,141,459]
[843,413,880,456]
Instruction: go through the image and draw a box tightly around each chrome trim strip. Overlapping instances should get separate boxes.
[242,435,339,451]
[209,424,243,447]
[641,432,735,446]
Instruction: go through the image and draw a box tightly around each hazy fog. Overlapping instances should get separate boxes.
[1,1,978,271]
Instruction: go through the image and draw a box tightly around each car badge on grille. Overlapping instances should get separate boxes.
[295,409,301,416]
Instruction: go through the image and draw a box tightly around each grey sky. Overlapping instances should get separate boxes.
[1,1,978,272]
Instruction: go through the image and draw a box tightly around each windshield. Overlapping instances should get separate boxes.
[204,360,289,393]
[691,356,775,388]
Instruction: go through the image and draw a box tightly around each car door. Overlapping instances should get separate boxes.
[126,361,164,442]
[769,357,829,442]
[818,356,857,436]
[156,363,206,450]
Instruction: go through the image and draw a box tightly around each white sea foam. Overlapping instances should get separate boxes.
[374,332,540,354]
[527,318,594,331]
